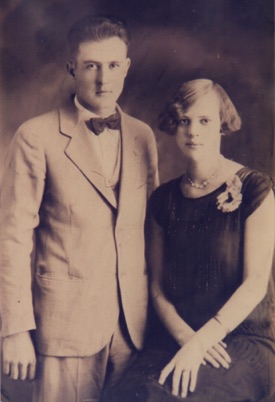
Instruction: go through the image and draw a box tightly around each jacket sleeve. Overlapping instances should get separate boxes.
[146,127,159,199]
[0,125,46,337]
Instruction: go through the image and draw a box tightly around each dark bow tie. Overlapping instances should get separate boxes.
[89,111,121,135]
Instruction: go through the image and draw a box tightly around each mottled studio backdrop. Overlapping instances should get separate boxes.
[0,0,274,182]
[0,0,274,401]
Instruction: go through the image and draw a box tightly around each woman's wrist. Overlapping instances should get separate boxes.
[194,317,227,352]
[175,327,195,346]
[213,313,230,336]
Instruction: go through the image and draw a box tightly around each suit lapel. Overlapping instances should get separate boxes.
[59,98,117,209]
[118,108,145,215]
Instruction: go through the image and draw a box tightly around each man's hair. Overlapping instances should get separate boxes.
[159,78,241,136]
[67,15,130,57]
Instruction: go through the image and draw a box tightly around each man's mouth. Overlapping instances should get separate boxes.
[96,90,112,95]
[186,142,202,147]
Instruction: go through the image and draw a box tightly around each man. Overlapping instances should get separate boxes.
[0,15,158,402]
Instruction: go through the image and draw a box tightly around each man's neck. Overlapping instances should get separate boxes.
[75,96,115,118]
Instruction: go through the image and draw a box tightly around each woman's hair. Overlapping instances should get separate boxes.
[67,15,130,58]
[158,78,241,136]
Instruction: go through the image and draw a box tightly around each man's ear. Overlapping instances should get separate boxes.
[124,58,131,77]
[67,61,75,77]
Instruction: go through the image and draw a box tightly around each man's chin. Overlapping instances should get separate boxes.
[91,102,117,116]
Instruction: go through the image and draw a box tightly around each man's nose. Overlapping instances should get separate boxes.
[97,66,110,85]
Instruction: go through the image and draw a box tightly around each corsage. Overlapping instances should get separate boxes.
[217,175,243,213]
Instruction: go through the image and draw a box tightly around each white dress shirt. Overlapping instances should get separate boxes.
[74,96,121,194]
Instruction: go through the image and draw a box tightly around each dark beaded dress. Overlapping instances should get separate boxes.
[109,167,275,402]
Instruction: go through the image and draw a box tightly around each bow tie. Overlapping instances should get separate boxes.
[89,111,121,135]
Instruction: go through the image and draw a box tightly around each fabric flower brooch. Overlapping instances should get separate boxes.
[217,175,243,212]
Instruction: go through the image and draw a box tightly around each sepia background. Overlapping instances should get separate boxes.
[0,0,274,401]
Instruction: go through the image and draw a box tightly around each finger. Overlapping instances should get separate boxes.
[10,362,19,380]
[214,345,231,363]
[159,362,174,385]
[181,370,190,398]
[211,350,229,369]
[204,352,220,368]
[19,362,28,381]
[202,359,206,366]
[172,367,182,396]
[3,360,11,376]
[219,341,227,348]
[28,361,36,381]
[189,367,199,393]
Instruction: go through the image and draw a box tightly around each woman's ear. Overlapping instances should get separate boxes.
[220,122,226,136]
[67,61,75,77]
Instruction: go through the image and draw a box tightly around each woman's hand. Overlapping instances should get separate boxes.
[159,339,231,397]
[203,341,231,369]
[159,338,205,398]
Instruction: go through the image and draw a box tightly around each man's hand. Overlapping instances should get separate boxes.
[2,331,36,380]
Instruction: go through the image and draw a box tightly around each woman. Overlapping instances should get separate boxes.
[109,79,275,402]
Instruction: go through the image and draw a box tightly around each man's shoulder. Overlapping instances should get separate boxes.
[120,110,155,143]
[11,106,65,152]
[18,109,59,133]
[17,97,74,132]
[122,111,150,129]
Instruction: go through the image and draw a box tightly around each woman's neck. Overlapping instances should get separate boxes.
[186,155,223,183]
[181,156,244,198]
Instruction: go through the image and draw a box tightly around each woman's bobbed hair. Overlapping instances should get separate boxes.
[158,79,241,136]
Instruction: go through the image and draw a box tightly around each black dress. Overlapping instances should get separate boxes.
[109,167,275,402]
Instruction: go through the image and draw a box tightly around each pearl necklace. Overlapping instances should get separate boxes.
[186,161,222,189]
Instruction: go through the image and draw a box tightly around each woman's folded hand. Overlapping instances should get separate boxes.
[159,337,206,398]
[203,341,231,369]
[159,338,231,398]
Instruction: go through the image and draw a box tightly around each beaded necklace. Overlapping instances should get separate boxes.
[186,158,222,189]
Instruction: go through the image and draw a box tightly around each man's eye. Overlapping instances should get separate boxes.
[86,63,97,69]
[109,63,120,69]
[201,118,209,124]
[178,119,189,126]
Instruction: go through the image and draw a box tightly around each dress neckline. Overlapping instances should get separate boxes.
[178,166,248,200]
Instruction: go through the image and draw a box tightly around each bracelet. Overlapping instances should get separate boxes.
[213,314,230,335]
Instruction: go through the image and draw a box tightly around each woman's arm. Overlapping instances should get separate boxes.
[195,189,275,350]
[149,217,230,367]
[159,189,275,397]
[149,217,195,344]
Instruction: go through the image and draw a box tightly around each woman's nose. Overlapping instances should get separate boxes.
[187,124,199,137]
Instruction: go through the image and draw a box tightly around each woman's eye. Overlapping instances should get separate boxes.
[179,119,189,126]
[201,118,209,124]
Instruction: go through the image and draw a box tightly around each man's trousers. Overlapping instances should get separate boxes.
[33,317,136,402]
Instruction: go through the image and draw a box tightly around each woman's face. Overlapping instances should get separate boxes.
[175,90,222,161]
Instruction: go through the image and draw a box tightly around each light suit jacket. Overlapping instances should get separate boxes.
[0,97,159,356]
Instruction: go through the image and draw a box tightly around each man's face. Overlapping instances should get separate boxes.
[70,37,131,116]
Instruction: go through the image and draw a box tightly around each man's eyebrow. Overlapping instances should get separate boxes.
[82,60,98,64]
[82,59,124,64]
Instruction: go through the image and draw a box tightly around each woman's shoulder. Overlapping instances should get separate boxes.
[151,176,182,198]
[234,166,274,219]
[237,166,274,192]
[222,159,274,191]
[148,177,182,225]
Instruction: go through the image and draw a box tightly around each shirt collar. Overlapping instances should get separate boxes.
[74,96,116,121]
